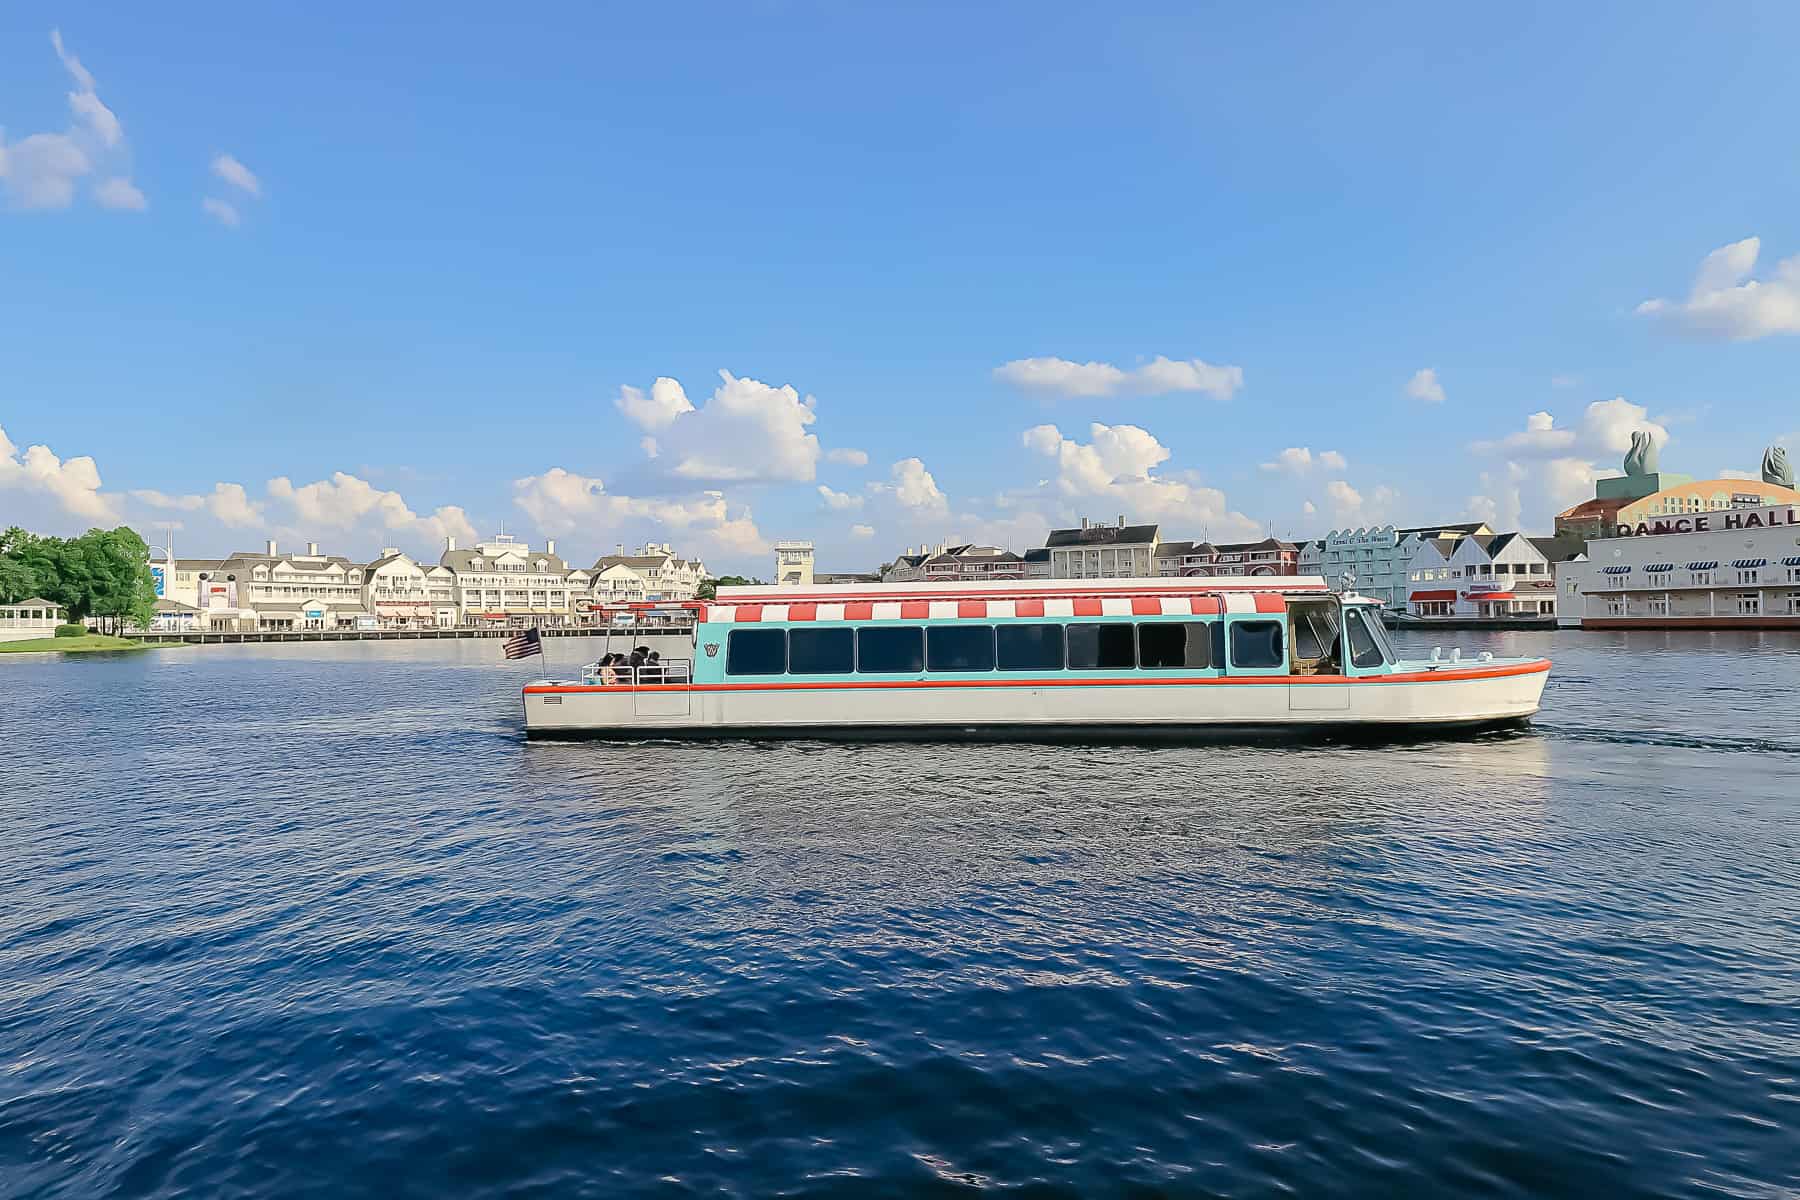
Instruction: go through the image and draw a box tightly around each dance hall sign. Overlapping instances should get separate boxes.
[1613,506,1800,537]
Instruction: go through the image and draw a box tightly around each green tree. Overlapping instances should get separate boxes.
[697,575,762,599]
[0,527,43,603]
[70,527,157,632]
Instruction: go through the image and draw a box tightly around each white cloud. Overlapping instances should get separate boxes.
[1472,398,1667,463]
[615,377,695,431]
[1406,368,1446,404]
[817,484,863,511]
[1718,468,1761,481]
[1,32,140,213]
[826,447,869,466]
[850,524,874,539]
[1324,478,1398,524]
[0,424,117,521]
[1302,500,1317,516]
[1022,421,1260,539]
[1637,237,1800,341]
[512,469,767,560]
[133,482,265,528]
[1259,446,1348,475]
[995,355,1243,400]
[616,370,821,483]
[211,153,261,197]
[267,472,476,547]
[202,197,240,227]
[869,458,949,516]
[94,176,146,211]
[639,436,659,458]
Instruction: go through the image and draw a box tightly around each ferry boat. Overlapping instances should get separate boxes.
[520,578,1550,739]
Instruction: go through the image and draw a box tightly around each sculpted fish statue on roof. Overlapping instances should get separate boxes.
[1763,445,1794,488]
[1623,430,1658,477]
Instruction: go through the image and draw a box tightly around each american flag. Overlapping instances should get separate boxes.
[502,627,543,660]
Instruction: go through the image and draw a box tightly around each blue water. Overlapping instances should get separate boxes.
[1,631,1797,1198]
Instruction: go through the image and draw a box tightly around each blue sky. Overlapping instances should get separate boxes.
[4,2,1800,572]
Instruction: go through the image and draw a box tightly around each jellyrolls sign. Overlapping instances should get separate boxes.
[1613,507,1800,538]
[150,565,166,597]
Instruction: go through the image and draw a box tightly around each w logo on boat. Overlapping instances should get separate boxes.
[704,642,719,657]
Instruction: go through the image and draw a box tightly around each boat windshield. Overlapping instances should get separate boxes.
[1342,605,1396,668]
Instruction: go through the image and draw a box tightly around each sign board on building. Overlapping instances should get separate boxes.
[150,565,166,597]
[1611,506,1800,538]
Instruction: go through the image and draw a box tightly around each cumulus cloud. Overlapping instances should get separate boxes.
[614,370,821,483]
[868,458,949,516]
[132,482,265,528]
[1259,446,1348,475]
[512,468,767,559]
[615,377,695,431]
[1406,368,1446,404]
[267,472,477,547]
[1324,478,1398,524]
[994,355,1243,400]
[1464,398,1664,529]
[850,524,874,539]
[211,153,261,197]
[817,484,863,511]
[1022,422,1260,539]
[0,32,142,212]
[0,424,117,521]
[1637,237,1800,341]
[202,197,240,227]
[825,447,869,466]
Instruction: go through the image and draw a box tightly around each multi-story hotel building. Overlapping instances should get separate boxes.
[881,544,1025,583]
[1404,532,1562,621]
[1299,523,1493,608]
[1557,502,1800,628]
[588,543,709,608]
[440,534,576,627]
[1156,537,1301,577]
[363,550,459,628]
[155,540,372,630]
[1044,519,1160,579]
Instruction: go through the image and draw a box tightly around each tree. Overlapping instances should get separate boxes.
[70,527,157,632]
[698,575,763,599]
[0,527,42,603]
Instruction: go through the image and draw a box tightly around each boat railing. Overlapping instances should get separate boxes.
[579,659,694,686]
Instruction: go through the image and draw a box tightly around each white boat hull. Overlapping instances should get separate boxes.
[521,662,1549,738]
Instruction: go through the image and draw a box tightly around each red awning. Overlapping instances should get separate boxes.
[1468,592,1517,601]
[1410,590,1457,602]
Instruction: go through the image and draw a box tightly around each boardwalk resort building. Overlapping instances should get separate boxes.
[1557,502,1800,628]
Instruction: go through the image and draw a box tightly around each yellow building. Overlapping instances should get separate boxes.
[1619,478,1800,523]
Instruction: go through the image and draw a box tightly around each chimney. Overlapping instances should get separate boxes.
[545,538,556,557]
[265,538,277,556]
[1117,514,1125,528]
[1080,517,1089,530]
[446,535,457,552]
[616,542,625,556]
[307,541,319,556]
[381,547,399,558]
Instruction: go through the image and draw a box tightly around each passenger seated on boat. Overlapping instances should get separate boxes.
[599,653,623,686]
[640,650,662,683]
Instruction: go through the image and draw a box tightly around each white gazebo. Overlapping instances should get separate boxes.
[0,598,67,643]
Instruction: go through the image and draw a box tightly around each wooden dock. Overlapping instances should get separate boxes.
[127,626,697,646]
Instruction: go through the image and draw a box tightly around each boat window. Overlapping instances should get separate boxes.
[1067,622,1136,670]
[857,626,924,673]
[1136,622,1212,669]
[1229,621,1284,670]
[788,626,854,674]
[726,628,786,675]
[1343,608,1389,669]
[996,623,1065,671]
[927,625,996,672]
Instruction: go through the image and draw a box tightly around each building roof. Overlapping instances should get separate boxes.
[925,548,1021,565]
[1395,521,1489,536]
[1022,548,1049,563]
[443,548,570,574]
[591,554,676,571]
[1417,538,1460,561]
[1483,532,1520,556]
[1528,534,1587,562]
[153,599,201,613]
[1214,537,1298,554]
[1044,523,1159,547]
[1555,497,1630,523]
[364,552,418,573]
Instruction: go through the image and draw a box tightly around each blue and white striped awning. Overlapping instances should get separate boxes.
[1783,556,1800,567]
[1686,560,1719,570]
[1645,563,1674,572]
[1732,558,1768,569]
[1601,565,1631,574]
